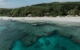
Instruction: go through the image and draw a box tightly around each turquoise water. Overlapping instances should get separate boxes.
[0,20,80,50]
[11,22,80,50]
[12,34,80,50]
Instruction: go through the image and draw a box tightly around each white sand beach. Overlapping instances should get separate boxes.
[0,17,80,22]
[0,17,80,26]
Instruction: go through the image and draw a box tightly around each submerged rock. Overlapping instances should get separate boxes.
[54,43,61,48]
[44,40,50,46]
[59,32,73,38]
[54,43,61,50]
[58,31,80,44]
[34,41,44,48]
[41,37,50,46]
[20,35,41,47]
[71,37,80,44]
[61,46,67,50]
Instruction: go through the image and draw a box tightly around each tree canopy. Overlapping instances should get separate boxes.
[0,2,80,17]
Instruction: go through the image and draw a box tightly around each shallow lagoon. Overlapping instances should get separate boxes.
[11,22,80,50]
[0,20,80,50]
[12,34,80,50]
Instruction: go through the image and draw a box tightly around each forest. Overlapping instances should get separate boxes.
[0,2,80,17]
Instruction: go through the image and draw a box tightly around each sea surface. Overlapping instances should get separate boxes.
[0,20,80,50]
[12,34,80,50]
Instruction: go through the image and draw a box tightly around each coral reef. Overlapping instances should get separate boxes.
[71,37,80,44]
[54,43,61,50]
[61,46,67,50]
[0,20,80,50]
[44,40,50,46]
[20,35,41,47]
[34,41,44,48]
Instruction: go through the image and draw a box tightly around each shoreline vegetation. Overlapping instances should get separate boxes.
[0,2,80,17]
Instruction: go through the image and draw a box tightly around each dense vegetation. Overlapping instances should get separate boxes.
[0,2,80,17]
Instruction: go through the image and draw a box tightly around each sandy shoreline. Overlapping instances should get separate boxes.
[0,17,80,26]
[0,17,80,22]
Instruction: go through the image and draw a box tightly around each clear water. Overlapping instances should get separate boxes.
[11,23,80,50]
[0,20,80,50]
[0,26,6,34]
[12,34,80,50]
